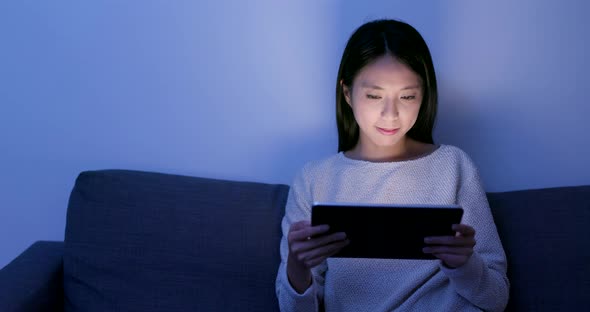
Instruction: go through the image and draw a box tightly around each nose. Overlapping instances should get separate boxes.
[381,98,399,120]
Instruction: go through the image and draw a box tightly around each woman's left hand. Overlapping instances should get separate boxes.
[423,224,476,268]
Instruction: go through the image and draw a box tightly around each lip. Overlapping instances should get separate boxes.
[377,127,400,135]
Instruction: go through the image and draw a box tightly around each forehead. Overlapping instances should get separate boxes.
[354,55,421,89]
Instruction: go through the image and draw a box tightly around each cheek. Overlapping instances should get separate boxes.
[400,103,422,125]
[351,105,368,125]
[352,102,381,122]
[401,102,421,115]
[351,96,374,112]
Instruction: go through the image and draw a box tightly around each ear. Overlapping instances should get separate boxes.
[341,80,352,106]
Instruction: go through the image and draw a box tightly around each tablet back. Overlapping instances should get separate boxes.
[311,203,464,259]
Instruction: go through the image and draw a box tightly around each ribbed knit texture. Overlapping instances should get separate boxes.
[276,145,509,312]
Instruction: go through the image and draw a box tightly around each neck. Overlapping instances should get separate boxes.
[345,137,436,162]
[347,137,412,162]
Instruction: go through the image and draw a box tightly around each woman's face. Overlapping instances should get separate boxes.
[343,54,423,159]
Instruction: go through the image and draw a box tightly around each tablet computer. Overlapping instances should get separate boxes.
[311,202,464,260]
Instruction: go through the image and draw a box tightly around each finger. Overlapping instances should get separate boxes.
[431,253,470,268]
[452,224,476,237]
[311,231,347,247]
[291,232,347,254]
[424,236,475,247]
[299,240,350,268]
[298,238,349,261]
[304,247,343,268]
[423,246,473,255]
[290,224,331,242]
[289,220,311,231]
[304,256,326,269]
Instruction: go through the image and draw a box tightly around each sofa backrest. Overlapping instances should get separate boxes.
[487,185,590,311]
[62,169,590,311]
[63,170,289,312]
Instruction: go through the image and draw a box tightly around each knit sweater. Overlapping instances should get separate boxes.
[275,145,509,312]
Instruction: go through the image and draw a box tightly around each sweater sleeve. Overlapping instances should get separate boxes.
[275,165,327,312]
[440,152,510,312]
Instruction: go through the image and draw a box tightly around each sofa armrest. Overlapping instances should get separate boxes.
[0,241,64,312]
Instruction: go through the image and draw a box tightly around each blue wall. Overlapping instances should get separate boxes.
[1,1,589,268]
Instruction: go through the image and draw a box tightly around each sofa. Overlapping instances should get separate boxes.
[0,169,588,311]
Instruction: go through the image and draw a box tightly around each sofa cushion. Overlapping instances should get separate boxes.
[487,185,590,311]
[63,170,289,312]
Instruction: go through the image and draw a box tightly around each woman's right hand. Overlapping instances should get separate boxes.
[286,220,349,293]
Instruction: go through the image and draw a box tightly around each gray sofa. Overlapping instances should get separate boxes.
[0,169,588,311]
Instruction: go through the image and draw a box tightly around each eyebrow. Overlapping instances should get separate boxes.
[360,83,421,91]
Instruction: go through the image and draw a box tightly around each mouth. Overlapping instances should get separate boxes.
[377,127,400,135]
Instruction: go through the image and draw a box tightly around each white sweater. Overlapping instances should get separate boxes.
[275,145,509,312]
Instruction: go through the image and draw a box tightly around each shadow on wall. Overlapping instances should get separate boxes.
[435,79,515,191]
[260,126,337,186]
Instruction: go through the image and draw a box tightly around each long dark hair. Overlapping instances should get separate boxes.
[336,19,438,152]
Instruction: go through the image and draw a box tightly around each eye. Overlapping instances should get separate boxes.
[366,94,382,100]
[401,95,416,101]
